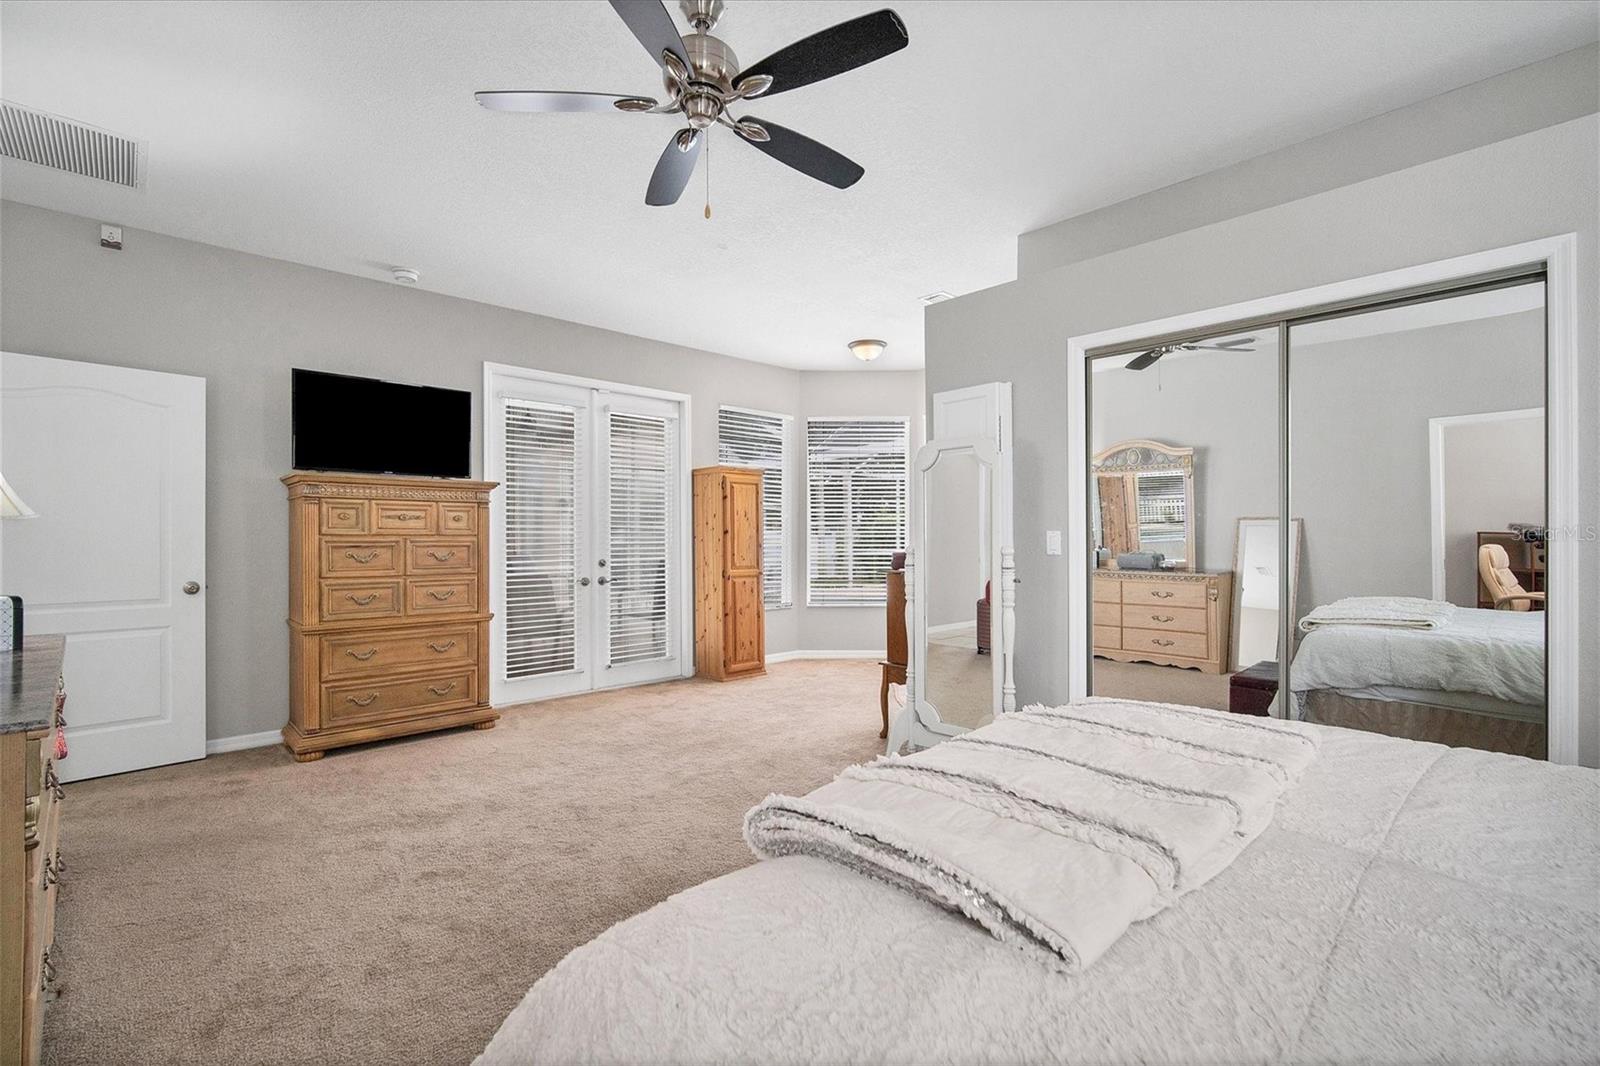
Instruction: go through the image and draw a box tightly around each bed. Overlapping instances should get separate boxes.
[1287,606,1545,757]
[476,713,1597,1065]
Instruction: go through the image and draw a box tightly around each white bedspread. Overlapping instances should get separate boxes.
[1299,595,1456,630]
[744,700,1319,971]
[477,724,1598,1065]
[1289,605,1544,709]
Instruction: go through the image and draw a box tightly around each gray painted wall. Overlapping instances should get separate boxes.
[0,201,922,741]
[925,113,1599,764]
[1441,413,1545,608]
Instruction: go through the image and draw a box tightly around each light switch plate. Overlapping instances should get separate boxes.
[1046,530,1062,556]
[100,224,123,250]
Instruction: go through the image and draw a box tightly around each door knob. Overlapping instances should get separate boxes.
[182,581,201,595]
[578,577,591,587]
[596,576,610,586]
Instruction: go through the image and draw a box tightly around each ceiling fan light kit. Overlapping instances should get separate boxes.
[475,0,908,208]
[848,339,887,362]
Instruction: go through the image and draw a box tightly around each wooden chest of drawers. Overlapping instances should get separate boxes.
[1092,569,1233,674]
[283,473,498,760]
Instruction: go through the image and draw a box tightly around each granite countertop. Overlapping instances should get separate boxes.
[1,634,66,735]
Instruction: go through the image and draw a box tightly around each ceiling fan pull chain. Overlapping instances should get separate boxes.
[704,129,712,220]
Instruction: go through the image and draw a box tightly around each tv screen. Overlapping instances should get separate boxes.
[292,369,470,478]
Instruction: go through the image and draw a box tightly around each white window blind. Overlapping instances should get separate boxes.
[717,406,791,608]
[607,411,675,667]
[806,417,909,606]
[503,399,581,678]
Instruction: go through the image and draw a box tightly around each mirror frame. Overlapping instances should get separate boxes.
[1229,516,1304,671]
[889,435,1015,754]
[1091,439,1197,570]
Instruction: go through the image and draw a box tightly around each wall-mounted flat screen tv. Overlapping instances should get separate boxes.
[292,368,471,478]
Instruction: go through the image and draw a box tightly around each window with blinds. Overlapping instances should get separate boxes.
[806,417,909,606]
[607,412,675,667]
[717,406,791,608]
[503,400,581,678]
[1135,470,1187,561]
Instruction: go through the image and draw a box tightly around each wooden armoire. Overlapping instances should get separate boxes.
[283,472,499,760]
[692,466,766,680]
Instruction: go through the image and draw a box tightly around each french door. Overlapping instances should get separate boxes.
[486,367,688,705]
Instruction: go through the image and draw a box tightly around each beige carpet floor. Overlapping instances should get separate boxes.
[1091,658,1233,711]
[43,661,886,1066]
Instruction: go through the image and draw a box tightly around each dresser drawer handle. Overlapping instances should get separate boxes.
[393,512,424,521]
[427,588,457,601]
[41,854,60,889]
[1151,614,1174,623]
[44,764,64,800]
[448,513,466,523]
[337,511,354,521]
[346,692,380,707]
[345,549,381,564]
[427,549,457,562]
[345,648,379,661]
[428,682,458,696]
[1152,638,1175,647]
[1151,590,1175,599]
[428,640,457,653]
[41,948,55,990]
[346,593,380,606]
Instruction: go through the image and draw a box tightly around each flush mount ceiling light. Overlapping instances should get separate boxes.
[391,267,420,284]
[848,339,887,362]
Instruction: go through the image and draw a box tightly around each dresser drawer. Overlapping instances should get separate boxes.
[320,580,402,621]
[375,501,436,532]
[1121,604,1207,634]
[322,669,477,727]
[1092,575,1121,603]
[1120,580,1208,610]
[1092,601,1121,627]
[1122,627,1208,660]
[319,500,369,534]
[322,539,402,577]
[406,578,478,614]
[407,538,477,574]
[439,503,477,535]
[321,625,479,680]
[1092,624,1122,651]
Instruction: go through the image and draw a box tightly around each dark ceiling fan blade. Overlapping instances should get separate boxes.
[608,0,691,73]
[1186,344,1258,352]
[739,118,863,189]
[735,9,908,97]
[475,91,656,113]
[645,129,703,206]
[1124,350,1163,371]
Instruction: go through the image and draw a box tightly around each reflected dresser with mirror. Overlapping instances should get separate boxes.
[1091,440,1232,675]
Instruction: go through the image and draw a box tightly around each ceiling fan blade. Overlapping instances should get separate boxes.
[645,129,703,206]
[739,118,863,189]
[735,9,908,97]
[1124,350,1163,371]
[475,91,657,113]
[1186,344,1258,352]
[608,0,691,73]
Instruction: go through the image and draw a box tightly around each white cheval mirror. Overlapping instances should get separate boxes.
[889,434,1015,754]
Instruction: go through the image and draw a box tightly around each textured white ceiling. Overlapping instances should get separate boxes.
[2,0,1593,370]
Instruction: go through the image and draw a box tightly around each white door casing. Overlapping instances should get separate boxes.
[1,352,206,781]
[484,363,691,706]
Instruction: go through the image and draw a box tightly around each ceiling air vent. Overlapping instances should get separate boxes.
[0,102,144,188]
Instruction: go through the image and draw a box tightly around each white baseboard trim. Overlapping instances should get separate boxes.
[767,649,884,663]
[206,729,282,755]
[926,621,976,638]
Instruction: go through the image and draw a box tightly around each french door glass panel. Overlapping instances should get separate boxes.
[492,380,683,704]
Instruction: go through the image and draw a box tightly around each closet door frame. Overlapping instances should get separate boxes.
[1065,234,1579,764]
[484,363,694,707]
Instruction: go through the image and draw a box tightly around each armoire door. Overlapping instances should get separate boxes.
[487,367,688,706]
[721,472,765,674]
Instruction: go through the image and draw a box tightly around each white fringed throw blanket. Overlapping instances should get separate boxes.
[745,698,1319,972]
[1298,596,1456,631]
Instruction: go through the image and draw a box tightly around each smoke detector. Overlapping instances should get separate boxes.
[390,267,420,285]
[1,101,145,188]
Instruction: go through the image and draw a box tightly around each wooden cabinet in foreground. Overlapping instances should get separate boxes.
[692,466,766,681]
[283,473,498,760]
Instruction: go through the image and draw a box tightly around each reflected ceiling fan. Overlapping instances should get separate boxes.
[1125,336,1257,371]
[476,0,908,207]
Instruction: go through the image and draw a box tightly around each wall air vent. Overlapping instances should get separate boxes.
[0,102,144,188]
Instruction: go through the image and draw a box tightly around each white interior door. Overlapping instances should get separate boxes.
[488,366,687,706]
[1,352,206,781]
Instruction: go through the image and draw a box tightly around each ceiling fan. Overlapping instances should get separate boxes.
[475,0,908,207]
[1124,336,1258,371]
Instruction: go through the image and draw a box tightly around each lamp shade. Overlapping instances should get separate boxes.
[848,338,886,362]
[0,473,38,519]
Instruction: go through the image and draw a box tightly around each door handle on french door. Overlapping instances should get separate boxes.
[578,577,591,587]
[596,576,610,586]
[182,581,201,595]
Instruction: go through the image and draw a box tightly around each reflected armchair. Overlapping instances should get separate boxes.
[1478,543,1545,611]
